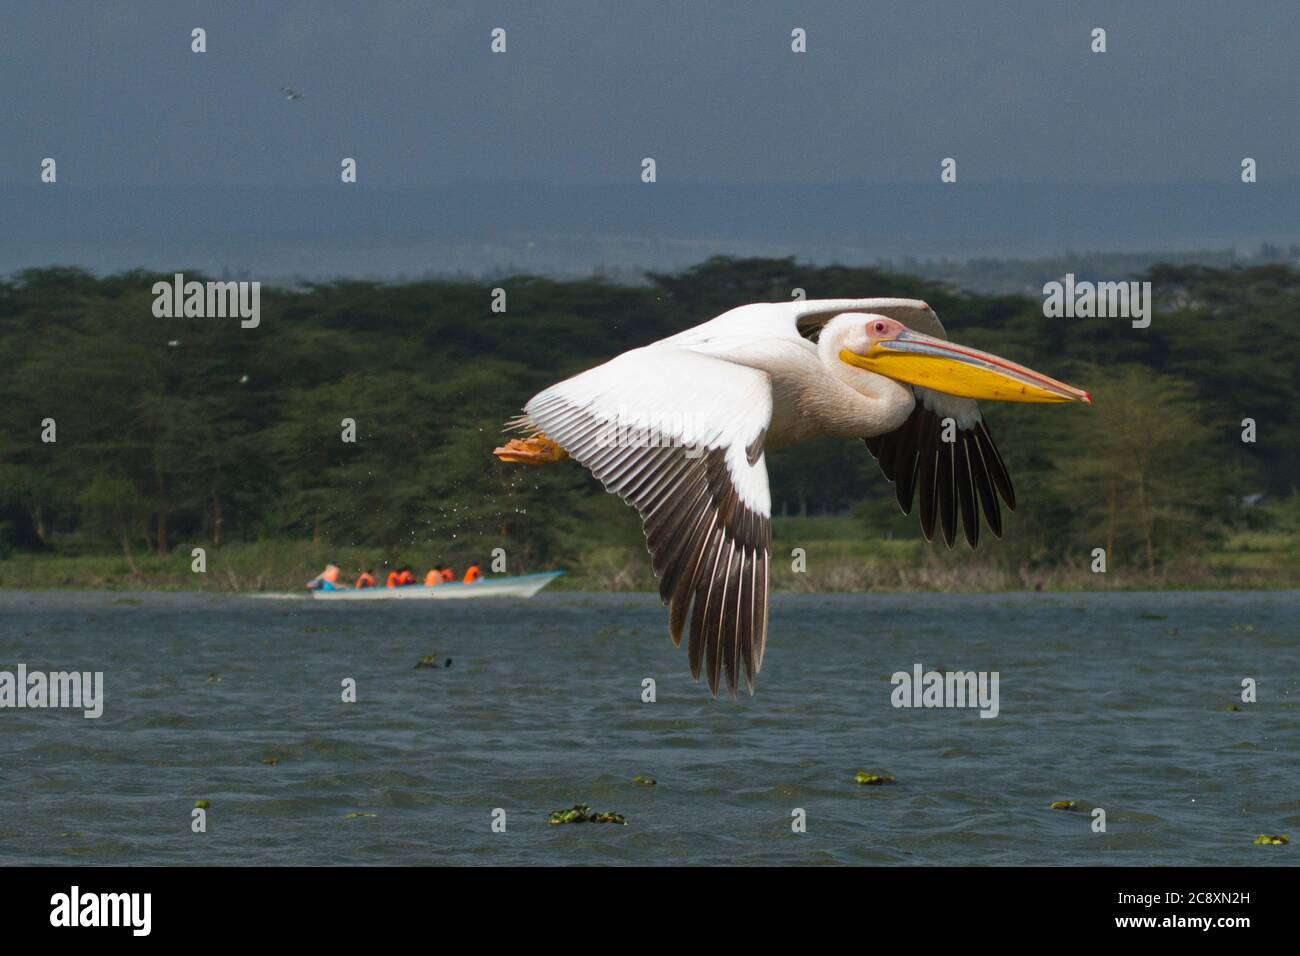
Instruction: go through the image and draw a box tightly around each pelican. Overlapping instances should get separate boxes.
[279,87,304,101]
[493,299,1091,697]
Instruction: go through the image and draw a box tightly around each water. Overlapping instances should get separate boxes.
[1,589,1296,866]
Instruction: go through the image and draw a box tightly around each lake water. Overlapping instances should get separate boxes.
[1,589,1296,866]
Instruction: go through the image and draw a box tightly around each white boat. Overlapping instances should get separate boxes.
[308,570,564,601]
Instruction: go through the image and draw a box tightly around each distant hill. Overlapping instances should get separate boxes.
[3,180,1298,290]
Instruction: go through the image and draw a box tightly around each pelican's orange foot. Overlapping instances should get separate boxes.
[493,434,570,465]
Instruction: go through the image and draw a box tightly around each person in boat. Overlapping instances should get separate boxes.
[424,564,444,586]
[463,562,483,584]
[355,569,376,589]
[396,565,416,586]
[440,566,455,583]
[385,568,401,588]
[308,564,345,591]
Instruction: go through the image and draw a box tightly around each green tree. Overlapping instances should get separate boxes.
[78,474,148,573]
[1046,365,1232,573]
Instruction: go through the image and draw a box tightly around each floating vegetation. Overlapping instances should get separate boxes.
[547,804,627,826]
[1138,612,1167,620]
[344,812,377,819]
[60,832,82,838]
[205,674,223,684]
[631,776,656,786]
[414,655,453,669]
[261,756,280,766]
[111,598,143,606]
[1253,834,1289,845]
[1050,800,1077,811]
[195,800,211,809]
[855,771,896,786]
[1225,703,1242,712]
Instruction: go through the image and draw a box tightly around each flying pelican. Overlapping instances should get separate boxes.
[279,87,304,101]
[494,299,1091,697]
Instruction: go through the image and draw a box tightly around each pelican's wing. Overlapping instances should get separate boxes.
[863,396,1016,549]
[662,298,943,351]
[523,346,773,697]
[794,298,943,340]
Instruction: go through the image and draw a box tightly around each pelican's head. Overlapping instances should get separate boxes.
[831,314,1091,404]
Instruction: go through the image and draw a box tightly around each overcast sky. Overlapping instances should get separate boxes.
[3,0,1298,188]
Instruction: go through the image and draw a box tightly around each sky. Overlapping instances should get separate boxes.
[3,0,1298,189]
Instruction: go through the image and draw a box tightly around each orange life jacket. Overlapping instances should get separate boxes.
[463,565,482,583]
[424,570,441,586]
[386,571,400,588]
[356,572,376,589]
[441,568,455,583]
[397,570,415,586]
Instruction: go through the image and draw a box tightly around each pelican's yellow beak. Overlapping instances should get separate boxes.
[840,331,1091,404]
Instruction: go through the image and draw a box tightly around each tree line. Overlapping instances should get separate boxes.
[0,257,1295,576]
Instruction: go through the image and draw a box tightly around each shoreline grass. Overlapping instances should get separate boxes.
[1,533,1295,593]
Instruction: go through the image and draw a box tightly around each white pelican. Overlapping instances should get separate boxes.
[494,299,1091,697]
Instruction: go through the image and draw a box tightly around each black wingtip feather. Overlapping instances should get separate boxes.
[965,430,1003,538]
[954,435,979,549]
[936,438,957,549]
[917,420,939,542]
[865,405,1016,550]
[976,420,1016,511]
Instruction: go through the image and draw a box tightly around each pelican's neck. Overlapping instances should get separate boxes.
[812,333,916,438]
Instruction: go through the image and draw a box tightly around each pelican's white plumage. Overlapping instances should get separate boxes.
[499,298,1090,696]
[529,344,774,516]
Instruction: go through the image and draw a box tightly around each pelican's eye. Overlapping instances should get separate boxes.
[872,321,887,334]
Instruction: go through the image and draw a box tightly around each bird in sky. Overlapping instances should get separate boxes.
[494,299,1091,697]
[279,87,304,101]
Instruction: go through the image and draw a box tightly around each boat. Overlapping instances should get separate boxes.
[308,570,564,601]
